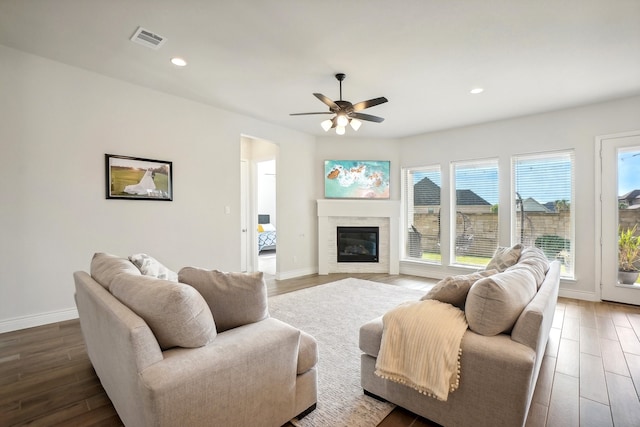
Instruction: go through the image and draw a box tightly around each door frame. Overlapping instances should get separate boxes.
[595,129,640,303]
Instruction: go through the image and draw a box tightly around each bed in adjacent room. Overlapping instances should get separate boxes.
[258,214,276,252]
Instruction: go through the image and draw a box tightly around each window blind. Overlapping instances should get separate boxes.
[404,166,442,262]
[452,159,499,267]
[513,151,574,277]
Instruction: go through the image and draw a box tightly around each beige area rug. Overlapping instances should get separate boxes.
[268,278,427,427]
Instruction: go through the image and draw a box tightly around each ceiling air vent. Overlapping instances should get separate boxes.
[130,27,166,50]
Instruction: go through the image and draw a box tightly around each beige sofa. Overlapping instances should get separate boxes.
[360,247,560,427]
[74,253,317,427]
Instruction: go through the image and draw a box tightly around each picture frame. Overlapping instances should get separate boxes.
[324,160,390,199]
[105,154,173,201]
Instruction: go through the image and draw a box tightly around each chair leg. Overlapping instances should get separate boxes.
[295,403,317,420]
[364,389,388,402]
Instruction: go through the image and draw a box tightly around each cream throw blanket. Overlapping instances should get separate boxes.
[375,299,468,401]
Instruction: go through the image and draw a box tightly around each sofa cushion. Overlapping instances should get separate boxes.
[110,274,216,350]
[420,269,498,309]
[486,243,523,272]
[465,268,537,336]
[178,267,269,332]
[90,252,141,290]
[506,246,550,289]
[128,253,178,282]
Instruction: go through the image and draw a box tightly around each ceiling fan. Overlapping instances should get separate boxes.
[290,73,388,135]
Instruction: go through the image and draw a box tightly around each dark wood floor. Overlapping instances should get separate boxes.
[2,273,640,426]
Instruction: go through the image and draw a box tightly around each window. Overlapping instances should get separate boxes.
[452,159,499,267]
[403,166,442,263]
[513,151,574,278]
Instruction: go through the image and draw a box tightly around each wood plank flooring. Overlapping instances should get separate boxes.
[1,273,640,426]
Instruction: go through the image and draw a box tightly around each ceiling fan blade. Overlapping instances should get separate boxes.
[289,112,333,116]
[351,112,385,123]
[313,93,339,110]
[352,97,388,111]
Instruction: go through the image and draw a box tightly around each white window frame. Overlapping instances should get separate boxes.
[450,158,500,268]
[511,150,575,278]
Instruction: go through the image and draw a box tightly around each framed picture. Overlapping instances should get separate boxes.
[324,160,390,199]
[105,154,173,201]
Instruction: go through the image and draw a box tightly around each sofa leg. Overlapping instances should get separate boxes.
[364,389,388,402]
[295,403,317,420]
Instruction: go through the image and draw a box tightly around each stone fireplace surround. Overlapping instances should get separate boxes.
[317,199,400,274]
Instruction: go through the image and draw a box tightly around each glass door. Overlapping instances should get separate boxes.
[600,131,640,305]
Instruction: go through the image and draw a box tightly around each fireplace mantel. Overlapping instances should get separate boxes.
[317,199,400,275]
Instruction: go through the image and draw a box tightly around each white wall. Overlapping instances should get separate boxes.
[0,45,316,331]
[2,41,639,331]
[398,96,640,300]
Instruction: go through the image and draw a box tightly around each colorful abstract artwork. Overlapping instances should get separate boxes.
[324,160,390,199]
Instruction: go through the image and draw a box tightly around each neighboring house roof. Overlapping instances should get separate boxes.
[414,177,490,206]
[456,189,490,206]
[619,190,640,205]
[518,197,550,212]
[543,201,557,212]
[414,177,441,205]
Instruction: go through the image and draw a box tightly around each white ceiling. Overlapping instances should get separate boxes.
[1,0,639,138]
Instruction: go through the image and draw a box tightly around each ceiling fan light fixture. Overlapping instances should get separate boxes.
[336,114,349,127]
[290,73,388,135]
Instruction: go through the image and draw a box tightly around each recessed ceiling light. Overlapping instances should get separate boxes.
[171,57,187,67]
[470,88,484,94]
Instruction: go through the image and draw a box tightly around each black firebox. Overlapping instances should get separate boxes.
[337,226,379,263]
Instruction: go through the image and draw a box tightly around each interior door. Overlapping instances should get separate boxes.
[600,131,640,305]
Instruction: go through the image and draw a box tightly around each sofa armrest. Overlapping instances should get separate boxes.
[139,317,302,427]
[74,271,164,427]
[512,261,560,351]
[359,316,383,357]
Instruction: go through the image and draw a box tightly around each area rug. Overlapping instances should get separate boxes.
[268,278,428,427]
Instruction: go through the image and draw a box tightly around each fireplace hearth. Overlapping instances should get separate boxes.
[337,226,379,263]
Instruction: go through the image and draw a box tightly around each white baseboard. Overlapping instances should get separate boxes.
[0,307,79,334]
[277,267,318,281]
[558,288,599,302]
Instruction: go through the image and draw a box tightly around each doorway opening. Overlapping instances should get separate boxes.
[240,136,278,279]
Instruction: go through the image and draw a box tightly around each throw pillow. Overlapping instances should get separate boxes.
[506,246,550,288]
[90,252,141,290]
[110,274,217,350]
[465,268,537,336]
[128,253,178,282]
[178,267,268,332]
[486,243,523,272]
[420,269,498,309]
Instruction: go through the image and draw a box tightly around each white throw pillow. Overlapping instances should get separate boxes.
[129,253,178,282]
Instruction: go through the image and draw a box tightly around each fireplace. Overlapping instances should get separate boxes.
[337,226,379,263]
